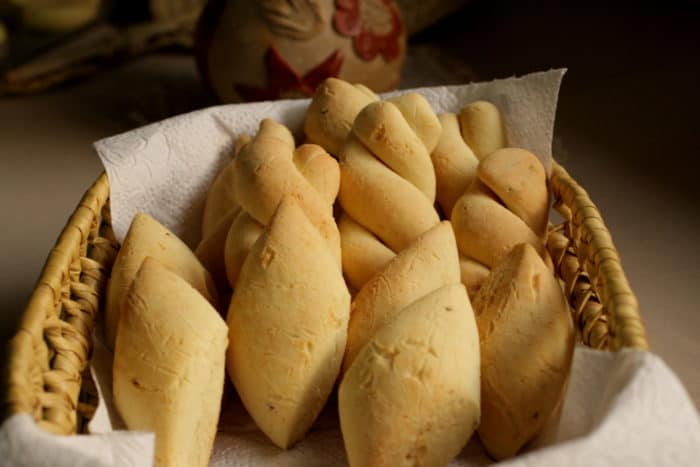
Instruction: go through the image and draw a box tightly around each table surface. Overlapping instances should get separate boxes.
[1,2,698,407]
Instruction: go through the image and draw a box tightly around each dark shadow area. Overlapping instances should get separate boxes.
[412,0,700,199]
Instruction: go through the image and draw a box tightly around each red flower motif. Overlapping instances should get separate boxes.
[333,0,403,62]
[235,47,344,101]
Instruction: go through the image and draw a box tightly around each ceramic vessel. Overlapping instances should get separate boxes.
[196,0,406,102]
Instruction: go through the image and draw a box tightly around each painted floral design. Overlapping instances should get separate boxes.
[333,0,403,61]
[234,47,344,101]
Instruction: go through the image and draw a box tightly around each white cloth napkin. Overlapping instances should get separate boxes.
[3,70,699,466]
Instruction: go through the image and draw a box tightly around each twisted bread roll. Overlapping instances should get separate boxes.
[477,147,549,237]
[343,221,460,372]
[304,78,379,156]
[431,101,502,296]
[338,93,442,289]
[293,143,342,206]
[200,135,251,239]
[431,100,549,295]
[340,283,480,467]
[223,120,341,288]
[459,254,491,297]
[227,197,350,449]
[458,100,508,160]
[338,213,395,293]
[105,213,218,349]
[113,257,227,467]
[195,208,238,294]
[431,100,507,219]
[452,188,544,269]
[452,148,548,270]
[350,95,439,201]
[431,113,480,216]
[196,135,251,292]
[223,212,265,288]
[473,243,574,459]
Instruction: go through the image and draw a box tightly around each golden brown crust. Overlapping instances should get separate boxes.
[338,213,395,292]
[339,136,440,253]
[215,124,341,290]
[113,257,227,467]
[231,119,341,275]
[105,213,218,349]
[223,211,265,288]
[459,254,490,298]
[202,157,239,239]
[304,78,379,156]
[473,244,574,460]
[431,112,480,215]
[227,197,350,449]
[292,143,341,206]
[352,100,437,200]
[478,148,549,238]
[337,93,441,269]
[451,191,543,268]
[458,100,508,159]
[195,207,239,294]
[339,284,480,467]
[387,93,443,154]
[343,222,460,372]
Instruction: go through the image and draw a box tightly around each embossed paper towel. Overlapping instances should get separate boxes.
[95,69,564,246]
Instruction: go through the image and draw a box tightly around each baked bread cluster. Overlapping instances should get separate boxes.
[105,77,574,467]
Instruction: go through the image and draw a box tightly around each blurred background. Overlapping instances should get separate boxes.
[1,0,698,405]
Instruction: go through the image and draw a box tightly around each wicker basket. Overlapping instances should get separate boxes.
[1,162,648,436]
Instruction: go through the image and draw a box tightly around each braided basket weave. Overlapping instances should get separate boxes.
[2,162,648,436]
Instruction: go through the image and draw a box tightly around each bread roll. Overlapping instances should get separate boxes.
[473,243,574,460]
[451,191,543,268]
[458,100,507,159]
[113,258,227,467]
[304,78,379,156]
[227,197,350,449]
[459,255,490,298]
[431,113,479,215]
[201,135,249,239]
[224,124,341,287]
[339,284,480,467]
[443,101,550,305]
[478,148,549,237]
[224,128,340,287]
[202,159,239,239]
[387,92,443,156]
[105,213,217,349]
[343,221,460,371]
[338,213,395,292]
[223,211,265,288]
[231,119,340,269]
[292,143,341,206]
[195,207,238,294]
[352,98,437,200]
[337,95,441,289]
[340,137,440,253]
